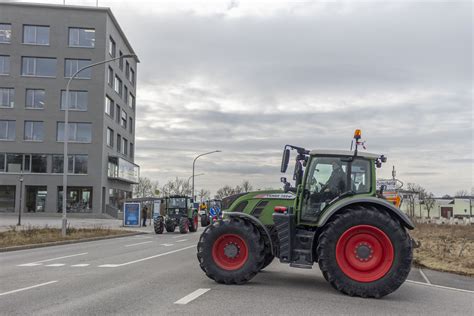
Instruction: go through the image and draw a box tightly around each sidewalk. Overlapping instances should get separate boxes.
[0,214,154,233]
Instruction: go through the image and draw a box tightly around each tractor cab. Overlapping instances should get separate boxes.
[166,195,191,218]
[154,195,199,234]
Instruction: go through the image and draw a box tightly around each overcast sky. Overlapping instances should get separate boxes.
[14,0,473,196]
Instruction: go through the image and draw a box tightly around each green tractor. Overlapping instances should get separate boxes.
[197,131,414,298]
[154,195,199,234]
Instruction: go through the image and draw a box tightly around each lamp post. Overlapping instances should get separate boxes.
[192,151,221,202]
[62,54,136,237]
[17,173,23,226]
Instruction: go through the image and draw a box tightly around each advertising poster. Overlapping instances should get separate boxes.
[153,200,161,219]
[123,202,141,227]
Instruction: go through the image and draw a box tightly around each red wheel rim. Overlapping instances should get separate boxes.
[212,234,248,270]
[336,225,394,282]
[193,215,198,229]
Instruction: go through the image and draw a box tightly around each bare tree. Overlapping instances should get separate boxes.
[134,177,159,198]
[455,190,469,197]
[241,180,253,192]
[406,183,424,218]
[215,185,237,200]
[198,188,210,202]
[160,177,191,196]
[422,192,436,218]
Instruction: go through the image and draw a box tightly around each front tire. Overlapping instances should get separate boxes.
[165,219,175,232]
[179,217,189,234]
[197,218,265,284]
[317,206,412,298]
[154,217,164,234]
[201,214,209,227]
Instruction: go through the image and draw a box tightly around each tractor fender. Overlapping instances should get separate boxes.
[318,197,415,230]
[224,211,274,255]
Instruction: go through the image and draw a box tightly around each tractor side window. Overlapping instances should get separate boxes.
[351,159,371,193]
[301,157,348,221]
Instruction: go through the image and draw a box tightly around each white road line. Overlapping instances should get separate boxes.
[132,235,153,239]
[172,235,184,239]
[419,268,431,284]
[405,280,474,294]
[18,252,88,267]
[45,263,66,267]
[0,281,58,297]
[98,245,195,268]
[174,288,210,305]
[124,241,153,247]
[175,239,188,243]
[17,263,42,267]
[161,243,173,247]
[71,264,90,267]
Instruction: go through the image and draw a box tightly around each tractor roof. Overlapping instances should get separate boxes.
[310,149,381,159]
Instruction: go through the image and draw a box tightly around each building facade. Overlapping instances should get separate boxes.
[0,3,139,215]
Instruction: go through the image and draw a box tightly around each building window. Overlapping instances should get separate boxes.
[114,75,122,96]
[24,121,44,141]
[65,59,91,79]
[6,154,23,172]
[115,105,121,124]
[128,93,135,109]
[109,36,116,57]
[0,55,10,75]
[26,89,45,109]
[57,122,92,143]
[52,155,73,173]
[57,186,92,212]
[23,25,50,45]
[30,154,48,173]
[0,185,15,212]
[119,51,123,70]
[117,134,121,153]
[60,90,88,111]
[107,127,114,147]
[68,28,95,48]
[129,117,133,133]
[0,120,15,140]
[105,95,114,117]
[124,86,128,104]
[125,61,130,78]
[130,142,134,159]
[130,68,135,85]
[121,109,127,129]
[22,57,56,77]
[0,24,12,43]
[107,66,113,86]
[0,88,14,107]
[122,138,128,155]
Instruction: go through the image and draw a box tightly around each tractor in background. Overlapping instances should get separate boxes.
[200,199,222,227]
[197,130,414,298]
[154,195,199,234]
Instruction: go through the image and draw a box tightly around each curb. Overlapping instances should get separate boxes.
[0,231,146,253]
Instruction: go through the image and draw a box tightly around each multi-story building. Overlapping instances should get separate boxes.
[0,2,139,215]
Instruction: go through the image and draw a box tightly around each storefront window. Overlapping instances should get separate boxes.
[0,185,15,212]
[26,186,47,212]
[57,186,92,212]
[109,188,131,211]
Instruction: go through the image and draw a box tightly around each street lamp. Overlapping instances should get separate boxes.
[192,150,221,201]
[17,173,23,226]
[61,54,136,237]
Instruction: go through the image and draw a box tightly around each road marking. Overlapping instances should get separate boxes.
[132,235,153,239]
[17,263,42,267]
[174,288,210,305]
[18,253,88,267]
[124,241,153,247]
[161,243,173,247]
[0,280,58,297]
[419,268,431,284]
[176,239,188,243]
[405,280,474,294]
[71,264,90,267]
[45,263,65,267]
[98,245,195,268]
[172,235,184,239]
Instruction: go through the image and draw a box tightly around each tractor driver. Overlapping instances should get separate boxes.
[200,202,207,212]
[323,160,347,198]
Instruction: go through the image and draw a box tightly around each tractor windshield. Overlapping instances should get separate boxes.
[168,198,186,209]
[209,200,221,208]
[301,156,371,222]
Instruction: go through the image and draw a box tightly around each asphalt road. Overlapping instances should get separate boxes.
[1,227,472,316]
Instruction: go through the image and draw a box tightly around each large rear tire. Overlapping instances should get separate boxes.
[197,218,265,284]
[189,212,199,232]
[165,219,175,233]
[179,217,189,234]
[317,206,412,298]
[154,217,164,234]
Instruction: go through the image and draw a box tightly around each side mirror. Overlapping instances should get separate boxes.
[280,177,287,184]
[281,148,290,173]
